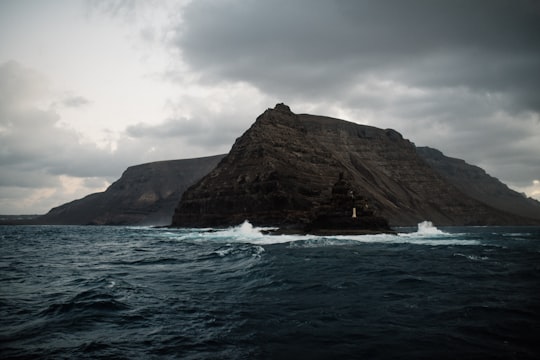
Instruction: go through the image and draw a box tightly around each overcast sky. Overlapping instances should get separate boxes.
[1,0,539,214]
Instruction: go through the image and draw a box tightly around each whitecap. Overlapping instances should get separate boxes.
[158,220,481,247]
[414,221,446,236]
[453,253,489,261]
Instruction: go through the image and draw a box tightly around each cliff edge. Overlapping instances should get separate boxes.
[172,104,532,229]
[36,155,225,225]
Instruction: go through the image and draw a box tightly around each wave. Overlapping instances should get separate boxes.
[162,220,480,247]
[394,221,480,246]
[415,220,447,235]
[453,252,489,261]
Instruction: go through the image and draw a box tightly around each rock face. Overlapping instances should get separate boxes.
[304,173,394,234]
[172,104,535,228]
[26,104,539,229]
[417,147,540,221]
[36,155,225,225]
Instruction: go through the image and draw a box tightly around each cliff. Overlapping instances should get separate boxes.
[172,104,534,228]
[24,105,539,229]
[417,147,540,221]
[35,155,225,225]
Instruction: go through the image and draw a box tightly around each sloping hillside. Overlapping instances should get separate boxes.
[417,146,540,220]
[173,104,531,227]
[36,155,225,225]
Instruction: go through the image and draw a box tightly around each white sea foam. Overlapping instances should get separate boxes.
[453,253,489,261]
[398,221,450,238]
[389,221,479,245]
[165,220,480,246]
[304,233,480,246]
[415,221,446,235]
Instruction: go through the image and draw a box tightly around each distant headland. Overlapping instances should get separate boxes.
[171,103,540,232]
[7,103,540,232]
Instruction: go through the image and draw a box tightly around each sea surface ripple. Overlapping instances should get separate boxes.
[1,222,540,359]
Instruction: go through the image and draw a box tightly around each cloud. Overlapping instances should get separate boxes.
[175,0,540,108]
[0,63,116,178]
[0,60,260,213]
[125,83,275,156]
[2,0,539,214]
[85,0,148,20]
[172,0,540,197]
[0,61,134,213]
[0,61,50,108]
[523,179,540,200]
[61,95,91,108]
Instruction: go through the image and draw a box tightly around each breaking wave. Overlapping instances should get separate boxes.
[415,220,446,235]
[168,220,481,247]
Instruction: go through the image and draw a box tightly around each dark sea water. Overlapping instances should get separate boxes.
[1,222,539,359]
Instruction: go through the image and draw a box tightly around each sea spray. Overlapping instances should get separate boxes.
[416,220,445,235]
[195,221,480,247]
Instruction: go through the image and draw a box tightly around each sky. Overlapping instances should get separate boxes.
[1,0,539,214]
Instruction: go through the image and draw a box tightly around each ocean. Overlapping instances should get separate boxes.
[1,221,539,359]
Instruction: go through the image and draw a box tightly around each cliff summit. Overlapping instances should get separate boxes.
[36,155,225,225]
[20,104,540,229]
[172,104,532,229]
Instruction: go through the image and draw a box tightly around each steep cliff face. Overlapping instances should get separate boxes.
[36,155,225,225]
[417,147,540,221]
[172,104,530,228]
[29,105,538,228]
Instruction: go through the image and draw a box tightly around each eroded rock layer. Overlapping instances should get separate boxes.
[36,155,225,225]
[417,147,540,221]
[172,104,532,228]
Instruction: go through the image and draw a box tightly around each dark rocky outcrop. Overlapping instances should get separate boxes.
[18,104,539,230]
[172,104,536,229]
[34,155,225,225]
[303,173,394,234]
[417,147,540,221]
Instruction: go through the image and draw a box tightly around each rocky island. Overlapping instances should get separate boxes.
[34,155,225,225]
[16,103,540,230]
[172,104,535,232]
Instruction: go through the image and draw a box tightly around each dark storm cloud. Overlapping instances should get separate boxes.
[176,0,540,111]
[173,0,540,192]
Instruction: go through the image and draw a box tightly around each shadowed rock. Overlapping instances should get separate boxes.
[172,104,536,230]
[34,155,225,225]
[417,147,540,221]
[16,104,540,229]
